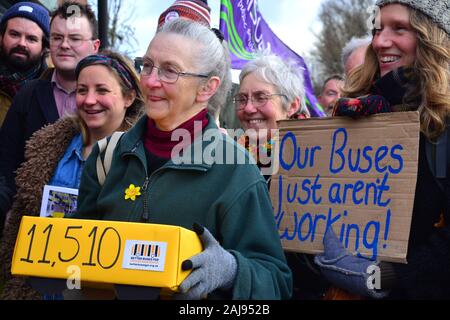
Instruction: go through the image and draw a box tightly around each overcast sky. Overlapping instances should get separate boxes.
[121,0,324,58]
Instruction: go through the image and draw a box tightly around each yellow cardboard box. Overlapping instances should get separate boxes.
[11,216,203,291]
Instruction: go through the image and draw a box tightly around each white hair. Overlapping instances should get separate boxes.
[239,53,307,114]
[159,19,232,120]
[341,36,372,68]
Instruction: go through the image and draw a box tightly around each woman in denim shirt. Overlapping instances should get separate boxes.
[0,50,144,299]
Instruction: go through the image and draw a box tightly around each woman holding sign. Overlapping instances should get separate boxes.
[235,54,329,299]
[315,0,450,299]
[0,51,144,299]
[235,53,310,182]
[74,19,292,300]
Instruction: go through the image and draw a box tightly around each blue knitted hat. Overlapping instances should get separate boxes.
[0,2,50,37]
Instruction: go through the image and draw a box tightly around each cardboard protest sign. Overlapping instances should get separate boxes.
[270,112,420,263]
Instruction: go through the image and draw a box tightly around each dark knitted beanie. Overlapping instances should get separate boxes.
[0,2,50,37]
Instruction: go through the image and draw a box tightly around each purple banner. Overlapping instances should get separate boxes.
[219,0,324,117]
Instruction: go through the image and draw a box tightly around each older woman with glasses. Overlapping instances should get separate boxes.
[234,54,334,299]
[235,53,309,181]
[236,54,309,139]
[74,19,292,300]
[235,54,327,299]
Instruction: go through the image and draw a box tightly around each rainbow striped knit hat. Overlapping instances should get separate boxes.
[157,0,211,30]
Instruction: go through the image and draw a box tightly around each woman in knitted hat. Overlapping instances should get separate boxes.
[0,50,144,299]
[157,0,229,130]
[313,0,450,299]
[73,19,292,300]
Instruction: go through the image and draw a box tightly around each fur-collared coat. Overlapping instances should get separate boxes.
[0,116,133,299]
[0,117,80,299]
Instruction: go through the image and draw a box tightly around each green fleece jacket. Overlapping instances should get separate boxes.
[75,114,293,300]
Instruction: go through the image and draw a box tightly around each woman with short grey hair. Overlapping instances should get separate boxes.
[238,53,308,119]
[235,53,309,171]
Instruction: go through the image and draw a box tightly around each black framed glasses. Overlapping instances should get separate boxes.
[140,59,209,83]
[234,92,287,110]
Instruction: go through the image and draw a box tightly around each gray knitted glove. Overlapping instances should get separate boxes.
[175,223,237,300]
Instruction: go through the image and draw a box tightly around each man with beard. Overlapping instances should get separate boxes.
[0,2,99,235]
[0,2,50,126]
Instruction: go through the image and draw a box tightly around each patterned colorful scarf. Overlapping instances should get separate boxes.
[237,135,273,169]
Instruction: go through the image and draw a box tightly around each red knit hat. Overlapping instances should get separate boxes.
[157,0,211,30]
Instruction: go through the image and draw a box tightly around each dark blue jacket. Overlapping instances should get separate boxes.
[0,74,59,226]
[388,131,450,299]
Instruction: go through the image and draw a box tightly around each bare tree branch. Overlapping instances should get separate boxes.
[311,0,375,87]
[108,0,137,55]
[89,0,138,55]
